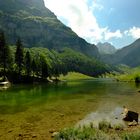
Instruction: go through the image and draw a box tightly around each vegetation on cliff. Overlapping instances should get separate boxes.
[0,32,110,83]
[0,0,99,57]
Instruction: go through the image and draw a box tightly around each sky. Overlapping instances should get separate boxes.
[44,0,140,48]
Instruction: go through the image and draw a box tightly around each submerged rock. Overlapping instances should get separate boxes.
[60,114,65,117]
[49,129,56,133]
[32,134,37,138]
[8,130,13,133]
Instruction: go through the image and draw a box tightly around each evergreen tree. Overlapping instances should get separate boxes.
[15,38,24,75]
[34,53,41,77]
[25,51,31,76]
[40,55,49,79]
[31,59,37,78]
[51,50,62,79]
[0,31,11,80]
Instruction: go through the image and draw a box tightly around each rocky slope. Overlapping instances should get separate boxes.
[0,0,99,58]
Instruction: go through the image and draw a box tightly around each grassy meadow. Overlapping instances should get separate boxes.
[59,72,94,81]
[104,66,140,82]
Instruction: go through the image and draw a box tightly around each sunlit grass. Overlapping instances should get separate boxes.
[60,72,94,81]
[104,66,140,82]
[116,67,140,82]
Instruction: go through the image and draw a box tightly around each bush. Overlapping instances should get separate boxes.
[98,120,111,132]
[113,124,124,130]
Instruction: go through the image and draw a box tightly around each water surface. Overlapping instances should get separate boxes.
[0,79,140,139]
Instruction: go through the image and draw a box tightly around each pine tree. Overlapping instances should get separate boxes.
[15,38,24,75]
[0,31,11,80]
[31,59,37,78]
[40,55,49,79]
[25,51,31,76]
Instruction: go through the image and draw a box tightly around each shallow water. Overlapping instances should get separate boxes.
[0,79,140,139]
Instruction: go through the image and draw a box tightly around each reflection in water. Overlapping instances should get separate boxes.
[76,107,126,127]
[135,82,140,88]
[0,79,140,115]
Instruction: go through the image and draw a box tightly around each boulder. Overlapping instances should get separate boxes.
[123,111,139,123]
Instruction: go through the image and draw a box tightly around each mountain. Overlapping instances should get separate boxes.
[97,42,117,54]
[0,0,99,58]
[101,39,140,67]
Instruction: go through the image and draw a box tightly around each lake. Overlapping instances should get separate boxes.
[0,79,140,139]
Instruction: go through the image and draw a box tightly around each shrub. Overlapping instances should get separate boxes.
[113,124,124,130]
[98,120,111,132]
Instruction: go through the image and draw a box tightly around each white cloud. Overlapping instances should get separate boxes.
[89,1,104,11]
[44,0,104,43]
[44,0,123,44]
[104,29,122,40]
[125,27,140,39]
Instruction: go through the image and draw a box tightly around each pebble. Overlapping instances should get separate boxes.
[8,130,13,133]
[49,129,56,133]
[51,132,59,138]
[32,134,37,138]
[18,133,23,137]
[60,114,64,117]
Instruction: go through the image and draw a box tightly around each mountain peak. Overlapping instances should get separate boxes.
[101,39,140,67]
[97,42,116,54]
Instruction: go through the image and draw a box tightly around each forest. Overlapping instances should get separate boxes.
[0,31,110,83]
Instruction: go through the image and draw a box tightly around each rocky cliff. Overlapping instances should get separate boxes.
[0,0,99,58]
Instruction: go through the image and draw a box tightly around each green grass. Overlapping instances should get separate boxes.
[122,132,140,140]
[115,67,140,82]
[54,120,140,140]
[60,72,94,81]
[105,66,140,82]
[54,126,109,140]
[98,120,111,132]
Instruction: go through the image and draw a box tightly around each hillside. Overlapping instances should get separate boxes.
[101,39,140,67]
[97,42,117,54]
[0,0,99,58]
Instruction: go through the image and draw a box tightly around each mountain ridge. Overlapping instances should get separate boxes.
[101,38,140,67]
[0,0,99,58]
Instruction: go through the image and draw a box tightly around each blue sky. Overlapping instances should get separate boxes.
[44,0,140,48]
